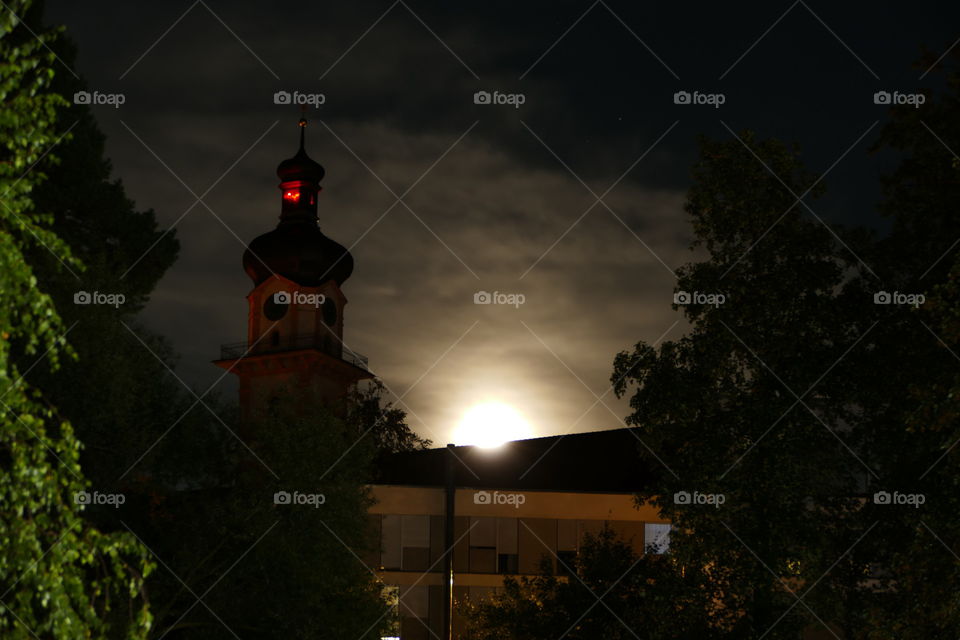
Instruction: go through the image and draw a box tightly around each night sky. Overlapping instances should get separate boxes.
[44,1,959,445]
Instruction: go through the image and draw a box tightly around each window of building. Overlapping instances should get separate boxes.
[517,518,560,575]
[399,585,428,619]
[609,520,646,557]
[382,515,401,570]
[644,523,671,554]
[401,515,430,571]
[556,550,576,576]
[497,553,519,574]
[578,519,604,543]
[322,298,337,326]
[381,514,430,571]
[469,517,496,573]
[557,520,577,551]
[399,585,430,639]
[556,519,578,576]
[497,517,519,574]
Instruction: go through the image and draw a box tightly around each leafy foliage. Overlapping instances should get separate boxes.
[0,2,152,637]
[16,22,195,492]
[850,48,960,638]
[465,527,713,640]
[347,379,432,461]
[604,49,960,639]
[134,390,391,639]
[612,130,871,638]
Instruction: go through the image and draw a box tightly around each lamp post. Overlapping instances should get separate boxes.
[443,443,456,640]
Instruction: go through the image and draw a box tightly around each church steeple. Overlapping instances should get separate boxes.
[242,119,353,288]
[276,118,325,221]
[218,118,372,425]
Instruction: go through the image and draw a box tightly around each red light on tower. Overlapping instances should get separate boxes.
[283,190,300,203]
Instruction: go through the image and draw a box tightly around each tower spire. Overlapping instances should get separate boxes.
[298,115,307,152]
[274,117,325,223]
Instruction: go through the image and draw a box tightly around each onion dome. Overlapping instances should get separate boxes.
[243,224,353,287]
[242,119,354,287]
[276,119,325,184]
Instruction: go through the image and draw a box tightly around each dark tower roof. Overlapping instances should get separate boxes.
[243,119,353,287]
[276,120,325,183]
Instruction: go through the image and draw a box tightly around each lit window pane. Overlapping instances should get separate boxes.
[644,523,671,554]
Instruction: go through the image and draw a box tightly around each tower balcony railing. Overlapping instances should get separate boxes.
[219,333,369,371]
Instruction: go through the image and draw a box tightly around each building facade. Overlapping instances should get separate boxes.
[369,431,671,639]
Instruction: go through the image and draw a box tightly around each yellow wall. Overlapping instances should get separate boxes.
[369,485,667,522]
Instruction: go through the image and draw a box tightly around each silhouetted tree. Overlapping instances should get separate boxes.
[348,379,432,461]
[465,527,713,639]
[612,132,875,638]
[848,47,960,637]
[138,389,391,639]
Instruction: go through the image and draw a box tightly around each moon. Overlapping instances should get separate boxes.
[453,402,533,448]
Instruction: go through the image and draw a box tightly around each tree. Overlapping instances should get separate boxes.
[884,257,960,636]
[136,389,391,639]
[20,21,193,494]
[611,132,878,638]
[0,2,152,637]
[848,47,960,637]
[609,45,960,634]
[347,379,432,461]
[465,527,713,639]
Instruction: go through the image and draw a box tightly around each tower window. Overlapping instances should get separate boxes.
[322,299,337,326]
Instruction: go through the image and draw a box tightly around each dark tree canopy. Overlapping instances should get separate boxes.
[466,527,714,640]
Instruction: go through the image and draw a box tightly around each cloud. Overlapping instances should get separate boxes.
[128,115,690,443]
[48,0,938,446]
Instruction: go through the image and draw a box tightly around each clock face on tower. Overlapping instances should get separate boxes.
[263,295,288,321]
